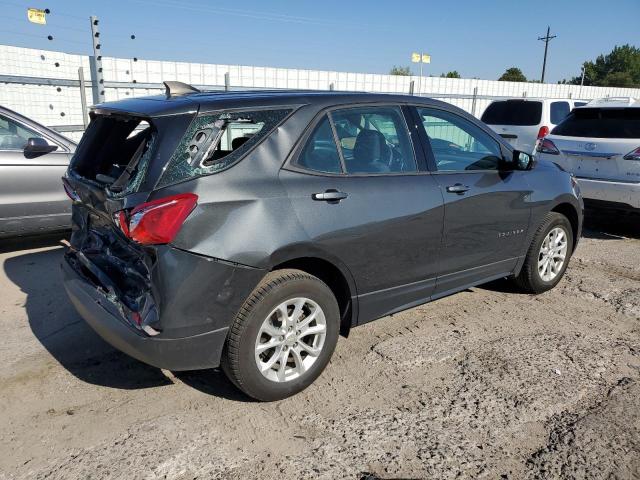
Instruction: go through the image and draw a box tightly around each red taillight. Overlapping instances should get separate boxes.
[537,126,549,140]
[623,146,640,161]
[116,193,198,245]
[537,138,560,155]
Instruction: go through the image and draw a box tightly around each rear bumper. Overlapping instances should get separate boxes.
[62,244,267,370]
[576,177,640,210]
[62,258,229,370]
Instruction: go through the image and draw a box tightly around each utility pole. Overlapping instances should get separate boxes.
[538,26,556,84]
[580,65,586,86]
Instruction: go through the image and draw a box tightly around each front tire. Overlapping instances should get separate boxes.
[221,269,340,401]
[514,212,573,294]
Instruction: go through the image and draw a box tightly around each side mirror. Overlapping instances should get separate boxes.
[24,137,57,158]
[511,150,534,171]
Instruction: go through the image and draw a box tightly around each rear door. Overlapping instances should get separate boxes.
[414,106,531,296]
[0,112,71,236]
[281,105,444,323]
[481,100,542,154]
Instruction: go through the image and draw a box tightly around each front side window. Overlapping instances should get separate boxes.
[331,106,416,174]
[550,101,570,124]
[417,108,502,172]
[297,116,342,174]
[0,114,39,150]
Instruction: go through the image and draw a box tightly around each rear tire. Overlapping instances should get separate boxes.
[514,212,573,294]
[221,269,340,401]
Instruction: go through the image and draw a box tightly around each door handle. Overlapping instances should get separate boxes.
[446,183,470,195]
[312,190,348,203]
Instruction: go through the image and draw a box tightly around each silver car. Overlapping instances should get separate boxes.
[0,106,76,237]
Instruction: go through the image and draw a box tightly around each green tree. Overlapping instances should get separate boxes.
[389,65,411,76]
[440,71,461,78]
[566,44,640,88]
[498,67,527,82]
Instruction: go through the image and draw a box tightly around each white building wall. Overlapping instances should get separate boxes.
[2,44,640,142]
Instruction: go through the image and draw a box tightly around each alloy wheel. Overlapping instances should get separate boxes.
[254,297,327,383]
[538,226,568,282]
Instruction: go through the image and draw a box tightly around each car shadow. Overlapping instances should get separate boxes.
[476,277,524,294]
[175,369,254,402]
[3,242,244,399]
[583,210,639,240]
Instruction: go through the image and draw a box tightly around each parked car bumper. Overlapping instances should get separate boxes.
[61,246,266,371]
[576,177,640,210]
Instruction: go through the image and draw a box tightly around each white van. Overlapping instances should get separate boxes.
[536,97,640,212]
[481,98,587,154]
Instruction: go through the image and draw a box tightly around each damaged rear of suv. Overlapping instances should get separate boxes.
[63,84,291,375]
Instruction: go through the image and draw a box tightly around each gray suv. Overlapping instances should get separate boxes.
[62,85,583,400]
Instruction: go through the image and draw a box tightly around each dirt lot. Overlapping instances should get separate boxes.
[1,218,639,480]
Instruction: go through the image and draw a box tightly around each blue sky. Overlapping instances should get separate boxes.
[1,0,639,82]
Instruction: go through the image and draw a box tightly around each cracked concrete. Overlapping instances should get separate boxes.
[0,226,639,479]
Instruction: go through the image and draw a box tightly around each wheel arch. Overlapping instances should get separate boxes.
[550,201,581,249]
[270,254,357,337]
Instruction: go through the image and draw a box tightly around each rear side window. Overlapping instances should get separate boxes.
[158,108,292,188]
[331,106,416,174]
[550,101,570,124]
[297,116,342,174]
[574,102,587,108]
[481,100,542,126]
[551,108,640,138]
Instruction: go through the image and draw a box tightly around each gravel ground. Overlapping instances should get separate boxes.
[0,218,638,480]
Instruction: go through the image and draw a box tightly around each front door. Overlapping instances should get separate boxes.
[281,106,444,323]
[413,106,531,296]
[0,113,71,236]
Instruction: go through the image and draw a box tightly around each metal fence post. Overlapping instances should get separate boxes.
[409,80,415,95]
[89,16,104,104]
[471,86,478,116]
[78,67,89,128]
[224,72,230,91]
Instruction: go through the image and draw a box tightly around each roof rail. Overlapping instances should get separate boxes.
[163,81,200,98]
[587,96,637,106]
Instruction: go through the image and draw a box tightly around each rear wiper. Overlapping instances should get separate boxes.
[109,137,147,193]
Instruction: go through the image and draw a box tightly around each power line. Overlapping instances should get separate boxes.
[127,0,360,28]
[1,29,86,46]
[2,15,88,33]
[538,26,556,83]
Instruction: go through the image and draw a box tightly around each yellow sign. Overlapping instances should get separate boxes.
[422,54,431,64]
[27,8,47,25]
[411,52,421,63]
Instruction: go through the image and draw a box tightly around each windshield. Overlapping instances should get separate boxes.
[481,100,542,126]
[551,108,640,138]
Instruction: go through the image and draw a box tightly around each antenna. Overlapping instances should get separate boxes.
[163,81,200,97]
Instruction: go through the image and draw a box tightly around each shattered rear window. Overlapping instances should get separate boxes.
[157,108,292,188]
[70,115,157,197]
